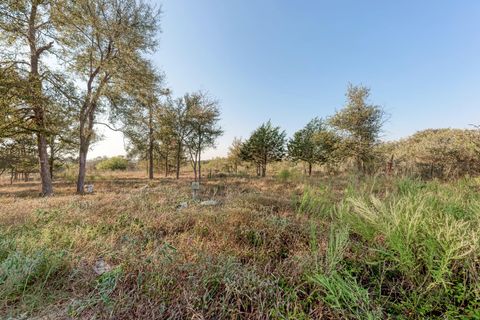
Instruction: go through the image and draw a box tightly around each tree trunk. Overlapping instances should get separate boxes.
[148,106,154,180]
[76,141,88,194]
[76,108,94,194]
[192,151,198,181]
[28,2,53,196]
[198,151,201,182]
[165,153,169,177]
[37,133,53,195]
[176,143,181,179]
[308,162,312,176]
[148,136,154,180]
[49,137,54,180]
[262,155,267,177]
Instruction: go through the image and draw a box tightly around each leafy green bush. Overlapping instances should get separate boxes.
[96,156,128,171]
[277,168,291,181]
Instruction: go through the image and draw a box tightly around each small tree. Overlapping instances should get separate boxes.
[157,97,191,179]
[329,84,386,174]
[288,117,336,176]
[184,92,223,181]
[240,121,286,177]
[227,137,243,173]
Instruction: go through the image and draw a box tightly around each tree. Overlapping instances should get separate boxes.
[53,0,161,193]
[329,84,386,174]
[158,97,191,179]
[0,0,56,195]
[110,61,167,180]
[240,121,286,177]
[0,134,38,183]
[288,117,337,176]
[227,137,243,173]
[184,92,223,181]
[155,107,178,177]
[44,82,79,179]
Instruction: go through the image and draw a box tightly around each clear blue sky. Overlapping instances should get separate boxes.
[90,0,480,159]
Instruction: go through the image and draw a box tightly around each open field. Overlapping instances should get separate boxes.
[1,172,480,319]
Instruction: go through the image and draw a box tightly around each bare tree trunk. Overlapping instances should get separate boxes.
[28,2,53,196]
[176,142,181,179]
[198,151,201,182]
[76,140,88,194]
[262,155,267,177]
[49,137,54,180]
[165,152,168,177]
[37,133,53,195]
[148,137,154,179]
[192,151,198,181]
[148,106,154,180]
[76,107,94,194]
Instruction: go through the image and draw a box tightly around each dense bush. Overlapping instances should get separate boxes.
[382,129,480,179]
[95,157,129,171]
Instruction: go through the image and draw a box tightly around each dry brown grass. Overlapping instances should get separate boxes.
[3,172,479,319]
[0,171,331,319]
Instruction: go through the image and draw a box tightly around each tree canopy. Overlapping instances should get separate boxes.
[240,121,286,177]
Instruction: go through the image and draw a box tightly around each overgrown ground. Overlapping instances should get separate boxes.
[1,172,480,319]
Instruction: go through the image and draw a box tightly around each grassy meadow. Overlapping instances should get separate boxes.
[1,170,480,319]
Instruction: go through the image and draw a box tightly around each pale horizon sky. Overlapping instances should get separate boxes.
[88,0,480,160]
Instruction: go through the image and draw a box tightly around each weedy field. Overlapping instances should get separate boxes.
[1,172,480,319]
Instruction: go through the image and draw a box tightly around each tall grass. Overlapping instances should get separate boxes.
[336,178,480,317]
[2,174,480,318]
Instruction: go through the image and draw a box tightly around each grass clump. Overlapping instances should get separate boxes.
[337,181,480,317]
[0,243,68,312]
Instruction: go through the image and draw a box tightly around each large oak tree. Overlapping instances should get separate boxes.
[53,0,161,193]
[0,0,56,195]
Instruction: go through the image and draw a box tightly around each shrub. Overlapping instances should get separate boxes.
[96,157,129,171]
[277,169,292,182]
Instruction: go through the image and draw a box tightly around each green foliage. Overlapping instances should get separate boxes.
[227,137,243,172]
[0,245,67,305]
[68,266,124,317]
[296,185,335,217]
[385,128,480,179]
[310,271,379,319]
[329,84,386,173]
[240,120,286,177]
[288,117,339,175]
[96,157,129,171]
[277,168,292,182]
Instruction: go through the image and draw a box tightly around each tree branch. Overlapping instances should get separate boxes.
[94,121,123,132]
